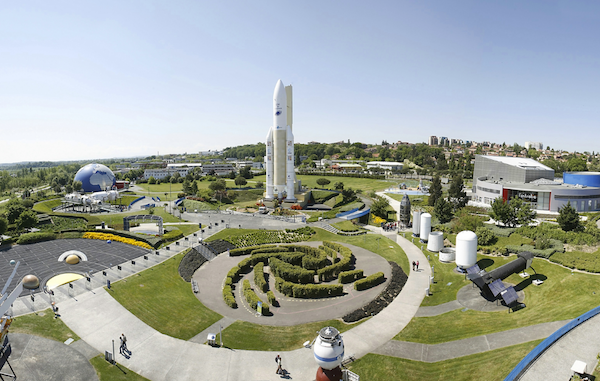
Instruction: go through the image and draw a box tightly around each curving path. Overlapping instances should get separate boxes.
[10,226,430,380]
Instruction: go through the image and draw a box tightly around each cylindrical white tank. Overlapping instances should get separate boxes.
[456,230,478,269]
[412,211,421,236]
[427,231,443,252]
[439,247,456,263]
[313,327,344,370]
[420,213,431,242]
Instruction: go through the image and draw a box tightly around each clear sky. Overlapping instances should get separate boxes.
[1,1,599,163]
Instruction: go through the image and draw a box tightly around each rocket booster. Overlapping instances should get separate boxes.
[273,79,287,131]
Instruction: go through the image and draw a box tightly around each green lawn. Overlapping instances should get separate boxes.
[10,308,80,342]
[108,250,222,340]
[252,174,397,193]
[395,257,600,344]
[348,340,541,381]
[221,319,360,351]
[90,356,151,381]
[332,220,361,232]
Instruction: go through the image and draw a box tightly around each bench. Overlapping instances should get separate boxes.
[192,280,199,293]
[341,354,356,366]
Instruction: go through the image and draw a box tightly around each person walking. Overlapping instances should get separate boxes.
[416,260,419,271]
[121,333,128,354]
[275,354,282,374]
[119,335,124,355]
[412,261,415,271]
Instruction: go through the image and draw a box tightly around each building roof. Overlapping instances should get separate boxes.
[482,155,553,171]
[367,161,403,166]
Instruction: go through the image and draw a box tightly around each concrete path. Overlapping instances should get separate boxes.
[374,320,570,362]
[189,316,237,345]
[44,226,431,381]
[415,300,462,317]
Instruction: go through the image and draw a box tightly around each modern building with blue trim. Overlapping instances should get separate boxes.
[472,155,600,212]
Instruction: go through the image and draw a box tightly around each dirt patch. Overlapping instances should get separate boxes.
[565,244,600,253]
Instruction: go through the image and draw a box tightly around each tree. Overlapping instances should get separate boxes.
[428,175,442,206]
[490,198,511,225]
[475,227,497,246]
[182,178,192,195]
[17,210,38,231]
[255,181,264,189]
[72,180,82,192]
[433,198,453,223]
[171,172,181,183]
[316,178,331,188]
[341,188,356,202]
[370,196,390,219]
[0,217,7,236]
[235,176,247,188]
[334,182,344,190]
[5,199,26,224]
[511,197,536,226]
[148,176,156,184]
[448,175,468,210]
[567,157,588,172]
[240,166,254,179]
[209,179,227,194]
[190,181,199,196]
[557,202,581,232]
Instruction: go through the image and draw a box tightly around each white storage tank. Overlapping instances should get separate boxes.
[456,230,477,269]
[313,327,344,370]
[412,211,421,236]
[439,247,456,263]
[427,231,443,252]
[420,213,431,242]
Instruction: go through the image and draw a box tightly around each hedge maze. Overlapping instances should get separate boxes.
[222,241,386,316]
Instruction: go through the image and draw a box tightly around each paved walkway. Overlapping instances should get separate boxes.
[34,226,431,381]
[375,320,570,362]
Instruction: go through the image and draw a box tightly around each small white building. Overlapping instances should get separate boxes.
[366,161,404,171]
[144,168,191,180]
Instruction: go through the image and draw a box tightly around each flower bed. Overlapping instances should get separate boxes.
[82,232,153,249]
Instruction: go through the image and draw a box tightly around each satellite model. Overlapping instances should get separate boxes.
[314,327,345,381]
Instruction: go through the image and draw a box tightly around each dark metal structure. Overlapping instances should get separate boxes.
[467,251,535,301]
[399,194,411,227]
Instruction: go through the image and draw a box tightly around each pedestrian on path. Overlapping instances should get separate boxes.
[412,261,416,271]
[121,333,129,354]
[275,354,282,374]
[416,261,419,271]
[119,335,124,355]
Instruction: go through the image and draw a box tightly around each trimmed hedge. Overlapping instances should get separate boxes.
[267,290,277,305]
[269,257,315,284]
[229,245,276,256]
[242,280,269,315]
[275,277,343,298]
[339,269,364,284]
[506,239,564,258]
[251,246,292,255]
[317,241,353,281]
[354,272,385,291]
[294,245,329,270]
[16,232,57,244]
[254,262,268,292]
[224,227,315,247]
[223,285,237,308]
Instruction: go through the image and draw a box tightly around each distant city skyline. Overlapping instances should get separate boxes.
[2,1,599,163]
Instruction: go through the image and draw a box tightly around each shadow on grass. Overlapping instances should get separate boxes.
[514,274,547,292]
[477,258,494,271]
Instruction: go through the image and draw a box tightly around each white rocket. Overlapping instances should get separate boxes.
[265,79,296,201]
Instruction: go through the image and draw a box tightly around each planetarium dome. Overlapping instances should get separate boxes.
[74,163,116,192]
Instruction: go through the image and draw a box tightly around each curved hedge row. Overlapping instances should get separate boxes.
[269,257,315,284]
[242,280,269,315]
[294,245,329,270]
[254,262,268,292]
[339,269,364,284]
[223,285,237,308]
[267,290,277,305]
[275,277,343,298]
[354,272,385,291]
[229,245,277,256]
[317,241,353,281]
[251,246,293,255]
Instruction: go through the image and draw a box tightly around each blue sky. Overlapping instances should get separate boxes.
[1,1,599,163]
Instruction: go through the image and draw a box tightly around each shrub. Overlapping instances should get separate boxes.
[82,232,153,249]
[339,269,364,284]
[269,257,314,284]
[275,277,343,298]
[223,285,237,308]
[224,228,315,247]
[254,262,268,292]
[267,290,277,305]
[475,227,497,246]
[242,280,269,315]
[229,245,276,256]
[16,232,56,244]
[317,242,353,281]
[505,239,564,258]
[354,272,385,291]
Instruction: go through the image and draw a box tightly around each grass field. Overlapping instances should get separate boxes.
[108,250,222,340]
[90,356,151,381]
[347,340,542,381]
[221,319,362,351]
[252,174,397,193]
[395,256,600,344]
[10,308,80,342]
[332,220,361,232]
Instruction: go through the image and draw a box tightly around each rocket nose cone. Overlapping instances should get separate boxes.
[274,79,285,96]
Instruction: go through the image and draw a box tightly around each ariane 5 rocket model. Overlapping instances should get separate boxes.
[265,79,296,201]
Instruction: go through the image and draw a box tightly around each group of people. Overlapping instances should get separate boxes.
[119,333,130,356]
[382,222,397,231]
[412,260,420,271]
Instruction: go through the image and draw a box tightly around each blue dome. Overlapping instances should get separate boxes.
[74,164,116,192]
